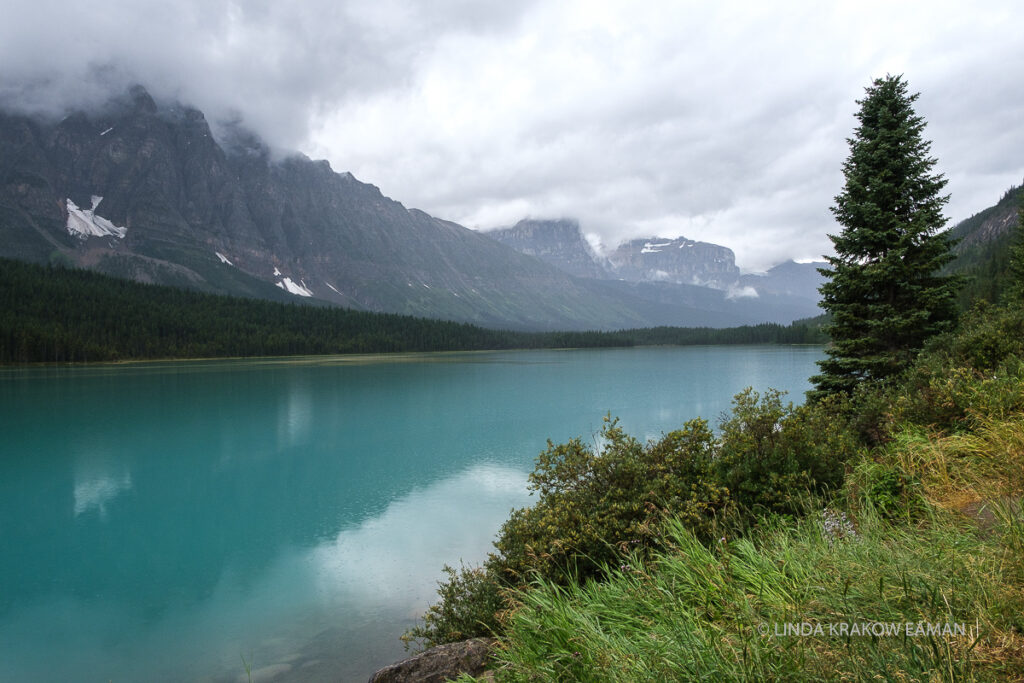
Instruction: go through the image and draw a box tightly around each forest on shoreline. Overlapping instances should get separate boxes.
[0,258,825,364]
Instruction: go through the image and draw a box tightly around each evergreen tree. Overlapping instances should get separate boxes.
[812,75,961,398]
[1007,197,1024,304]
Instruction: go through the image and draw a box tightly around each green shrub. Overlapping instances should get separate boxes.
[402,563,507,650]
[889,311,1024,434]
[490,416,732,585]
[845,381,899,446]
[849,459,923,519]
[412,391,865,647]
[715,388,855,517]
[936,302,1024,372]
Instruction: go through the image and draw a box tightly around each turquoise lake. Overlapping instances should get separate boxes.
[0,345,824,682]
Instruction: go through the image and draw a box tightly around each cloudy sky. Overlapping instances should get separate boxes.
[2,0,1022,270]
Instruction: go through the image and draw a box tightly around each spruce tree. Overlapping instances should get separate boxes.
[1007,197,1024,303]
[811,75,961,398]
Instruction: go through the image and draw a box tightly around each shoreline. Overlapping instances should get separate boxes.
[0,341,826,370]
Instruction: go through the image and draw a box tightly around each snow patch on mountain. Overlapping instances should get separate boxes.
[215,252,233,266]
[276,277,313,297]
[641,241,672,254]
[66,196,126,239]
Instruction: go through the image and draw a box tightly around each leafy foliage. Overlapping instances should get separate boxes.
[409,390,862,650]
[886,303,1024,434]
[813,75,960,398]
[715,389,855,517]
[401,564,507,649]
[490,417,732,586]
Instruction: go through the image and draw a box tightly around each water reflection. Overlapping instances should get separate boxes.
[0,463,529,682]
[73,471,132,517]
[311,464,527,599]
[278,376,314,448]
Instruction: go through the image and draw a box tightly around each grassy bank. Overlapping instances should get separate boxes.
[490,432,1024,681]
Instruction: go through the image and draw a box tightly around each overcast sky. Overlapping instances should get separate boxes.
[2,0,1022,270]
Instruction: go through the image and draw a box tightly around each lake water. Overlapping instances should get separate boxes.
[0,346,823,682]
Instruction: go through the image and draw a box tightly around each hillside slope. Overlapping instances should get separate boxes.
[944,184,1023,306]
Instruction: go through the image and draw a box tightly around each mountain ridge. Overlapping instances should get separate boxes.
[1,86,822,330]
[483,217,826,316]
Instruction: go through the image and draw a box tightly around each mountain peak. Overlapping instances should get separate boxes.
[608,236,739,289]
[487,218,609,280]
[126,85,158,114]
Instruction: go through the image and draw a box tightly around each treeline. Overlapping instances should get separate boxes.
[617,319,826,345]
[0,258,826,364]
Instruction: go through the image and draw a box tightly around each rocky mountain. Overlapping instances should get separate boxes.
[1,87,643,330]
[739,260,827,298]
[0,86,822,330]
[947,184,1022,251]
[486,219,609,279]
[482,219,824,318]
[607,237,740,289]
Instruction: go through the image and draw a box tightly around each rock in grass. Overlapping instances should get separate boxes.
[369,638,495,682]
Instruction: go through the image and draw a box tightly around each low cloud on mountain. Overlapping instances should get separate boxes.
[1,0,1022,270]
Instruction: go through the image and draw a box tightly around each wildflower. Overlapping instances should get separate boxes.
[821,508,858,547]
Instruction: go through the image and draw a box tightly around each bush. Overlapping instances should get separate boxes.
[936,301,1024,372]
[715,388,855,517]
[412,391,861,646]
[849,458,923,519]
[402,563,507,650]
[490,416,732,585]
[887,305,1024,433]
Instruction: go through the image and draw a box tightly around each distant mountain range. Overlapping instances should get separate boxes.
[1,86,825,330]
[486,218,826,317]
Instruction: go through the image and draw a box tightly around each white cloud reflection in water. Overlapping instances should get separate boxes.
[5,462,530,682]
[309,462,529,605]
[72,472,132,517]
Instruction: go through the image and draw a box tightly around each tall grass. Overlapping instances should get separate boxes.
[887,413,1024,510]
[488,503,1024,681]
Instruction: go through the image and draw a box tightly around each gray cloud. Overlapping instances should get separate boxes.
[2,0,1022,270]
[0,0,538,147]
